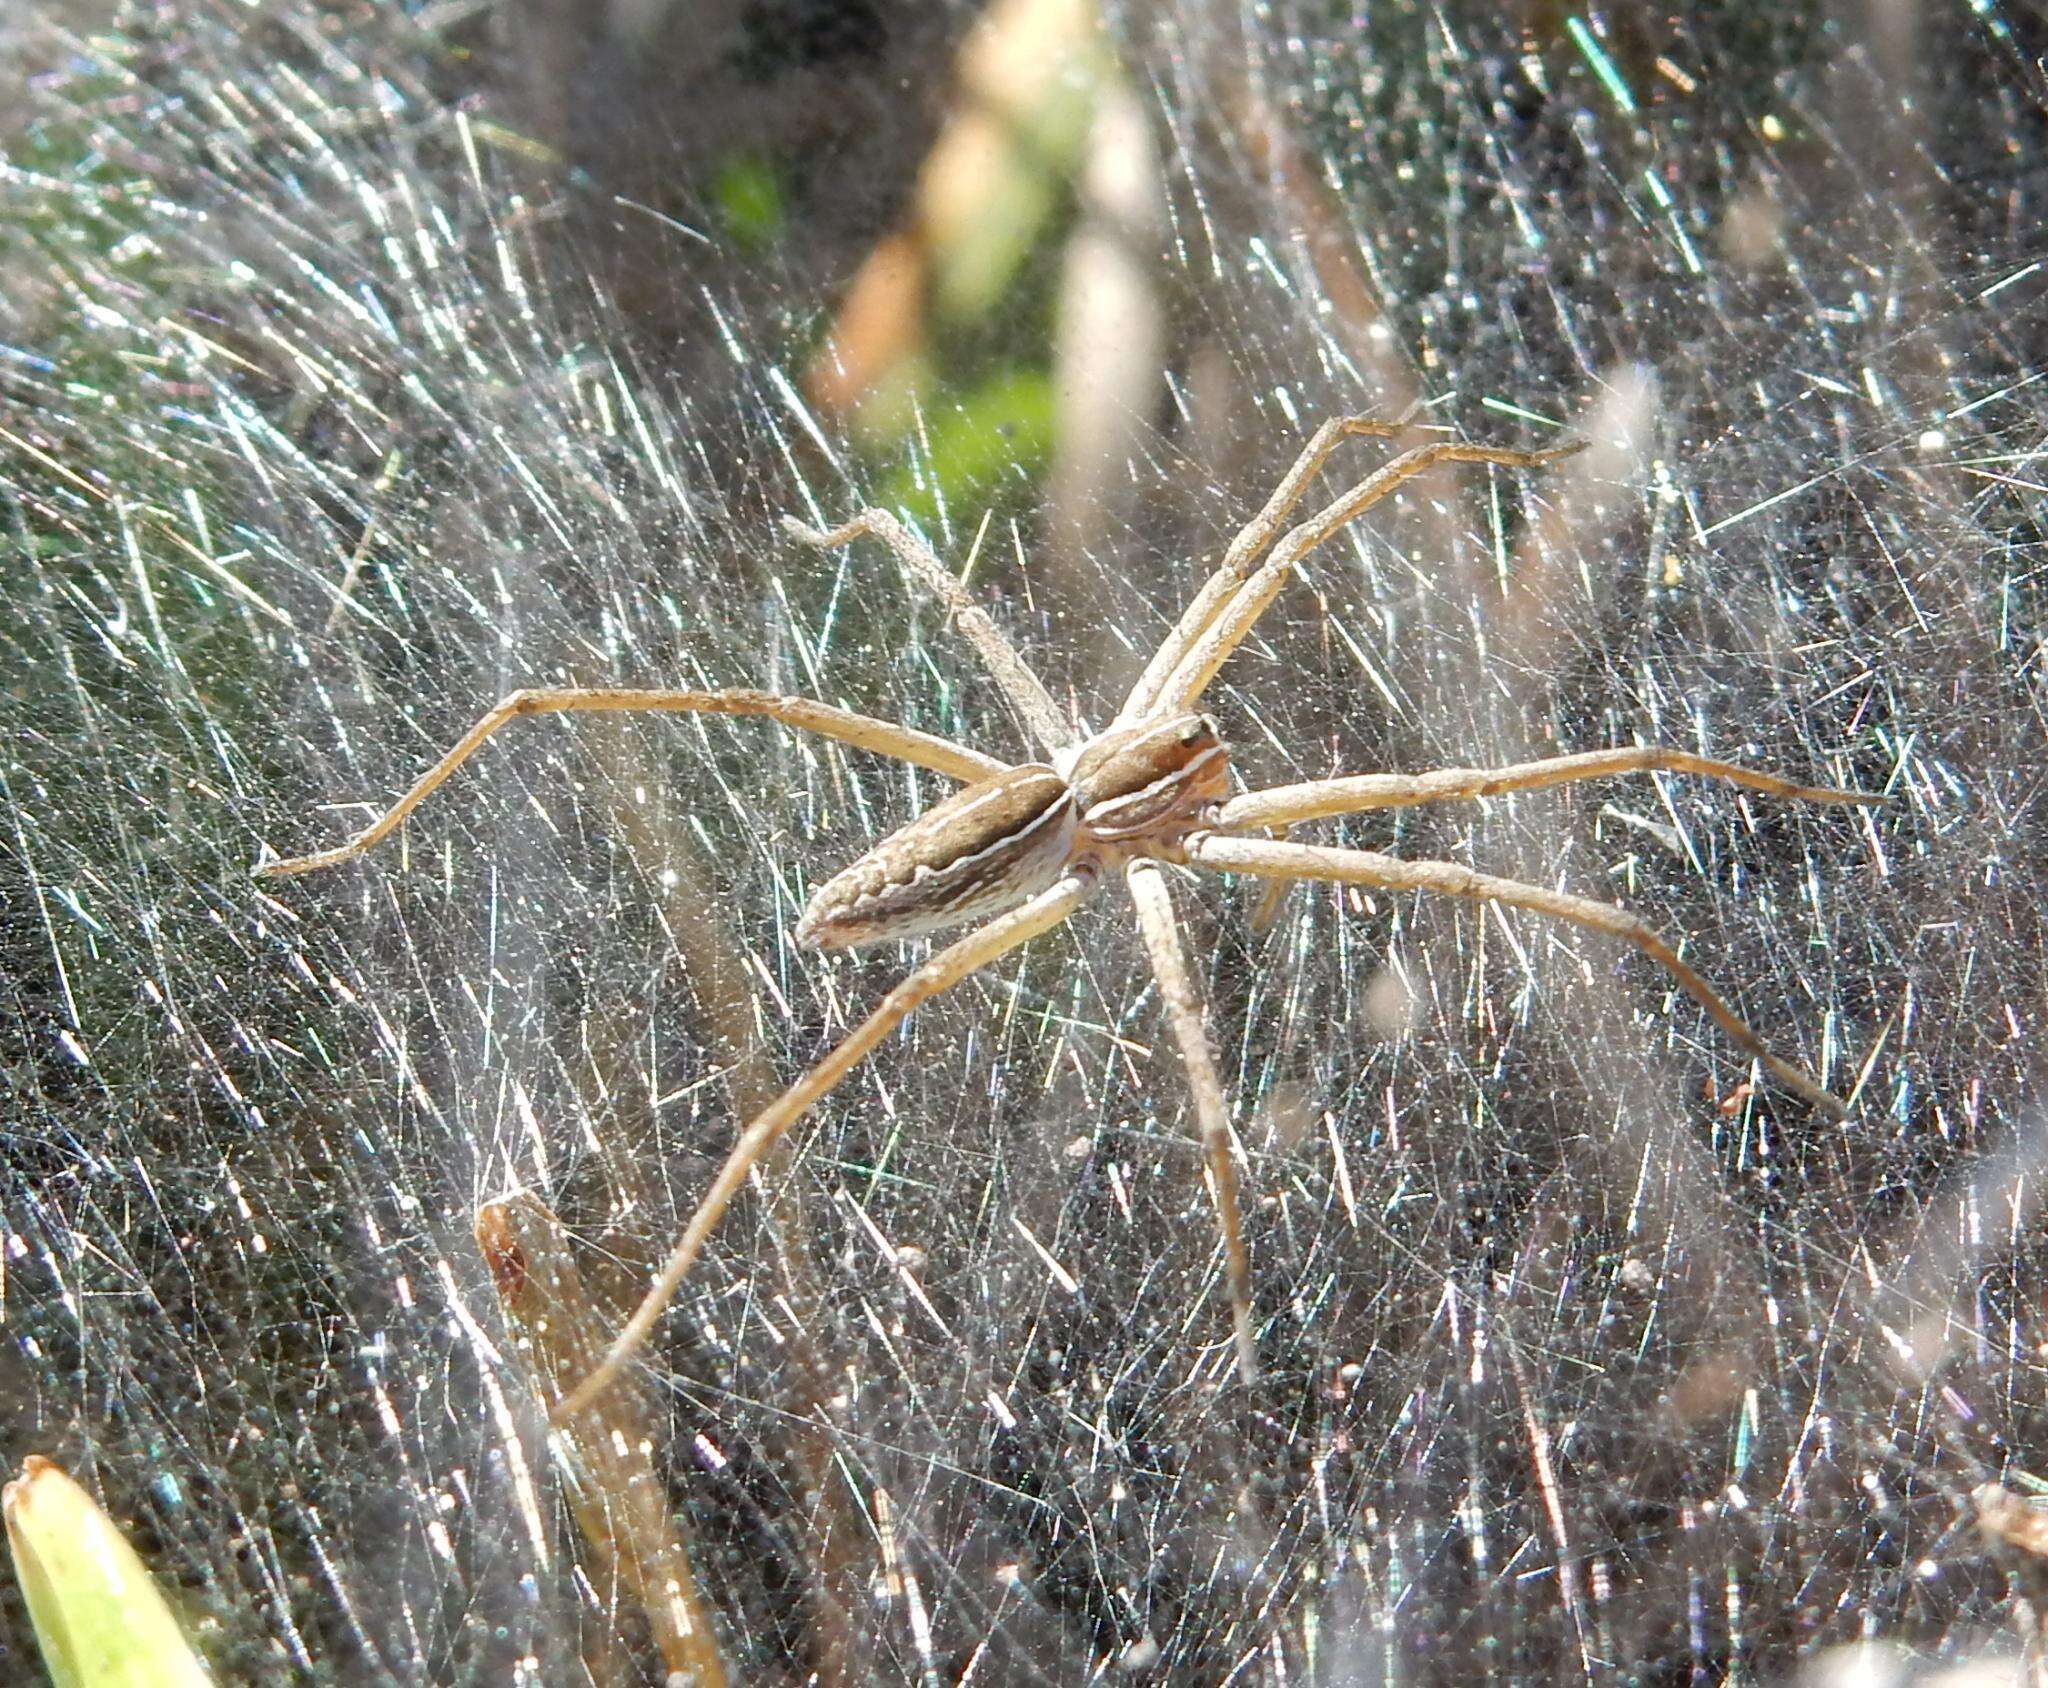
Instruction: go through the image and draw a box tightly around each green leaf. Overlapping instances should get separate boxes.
[6,1458,212,1688]
[711,154,787,253]
[877,369,1056,529]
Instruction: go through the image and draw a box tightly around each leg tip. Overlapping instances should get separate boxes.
[550,1372,606,1424]
[252,848,337,879]
[1767,1055,1852,1120]
[1332,415,1408,439]
[1231,1304,1261,1386]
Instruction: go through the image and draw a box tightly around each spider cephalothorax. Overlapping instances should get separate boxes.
[1065,712,1230,850]
[257,417,1877,1419]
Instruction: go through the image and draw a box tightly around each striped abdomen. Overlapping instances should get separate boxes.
[795,766,1078,950]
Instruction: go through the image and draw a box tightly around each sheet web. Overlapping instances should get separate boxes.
[2,0,2045,1680]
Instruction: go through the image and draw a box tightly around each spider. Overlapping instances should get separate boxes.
[257,417,1876,1419]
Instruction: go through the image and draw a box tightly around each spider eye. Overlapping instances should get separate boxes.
[1181,716,1216,747]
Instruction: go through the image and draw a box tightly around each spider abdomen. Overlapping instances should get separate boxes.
[794,765,1078,950]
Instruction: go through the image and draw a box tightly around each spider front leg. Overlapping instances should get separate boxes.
[1125,858,1259,1383]
[784,510,1074,757]
[1122,414,1409,721]
[1157,436,1589,714]
[1186,832,1849,1118]
[253,686,1002,878]
[554,869,1099,1421]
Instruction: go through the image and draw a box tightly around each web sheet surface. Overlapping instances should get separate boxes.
[3,2,2045,1680]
